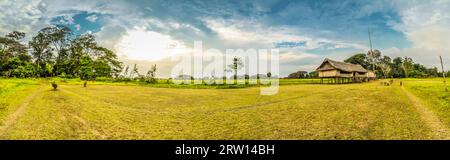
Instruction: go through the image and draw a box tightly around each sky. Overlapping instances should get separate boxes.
[1,0,450,77]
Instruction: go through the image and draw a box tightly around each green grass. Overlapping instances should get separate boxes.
[402,78,450,127]
[49,77,323,89]
[0,78,38,125]
[1,78,444,139]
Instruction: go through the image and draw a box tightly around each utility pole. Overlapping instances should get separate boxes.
[440,56,448,92]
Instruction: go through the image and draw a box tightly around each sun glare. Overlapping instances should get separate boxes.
[115,28,187,61]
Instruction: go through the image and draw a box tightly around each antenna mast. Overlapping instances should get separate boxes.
[368,27,375,71]
[368,27,373,52]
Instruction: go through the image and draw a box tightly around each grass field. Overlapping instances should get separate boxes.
[0,78,448,139]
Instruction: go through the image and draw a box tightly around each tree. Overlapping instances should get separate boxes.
[29,31,53,77]
[130,64,140,78]
[378,63,392,78]
[2,27,121,79]
[79,55,94,80]
[391,57,404,78]
[93,59,112,77]
[309,71,318,78]
[0,31,30,77]
[92,47,122,77]
[145,64,157,83]
[378,56,392,78]
[67,34,121,78]
[287,71,308,79]
[67,34,97,76]
[1,31,28,57]
[227,57,244,81]
[344,53,370,69]
[41,26,71,76]
[123,65,130,78]
[401,57,413,78]
[367,49,381,70]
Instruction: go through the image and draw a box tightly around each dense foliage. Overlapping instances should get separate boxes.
[0,26,122,80]
[344,52,447,78]
[288,50,448,79]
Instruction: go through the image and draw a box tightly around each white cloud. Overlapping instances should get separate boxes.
[203,18,308,47]
[372,0,450,70]
[384,47,449,70]
[406,26,450,52]
[61,14,75,24]
[0,0,47,36]
[202,18,367,51]
[86,14,98,22]
[388,1,450,53]
[279,51,318,61]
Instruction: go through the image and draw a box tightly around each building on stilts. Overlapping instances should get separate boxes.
[316,58,376,84]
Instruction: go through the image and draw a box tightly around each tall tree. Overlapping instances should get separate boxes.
[401,57,413,78]
[391,57,404,78]
[2,27,121,78]
[227,57,244,81]
[130,64,139,78]
[379,63,392,78]
[29,31,54,77]
[378,56,392,78]
[367,49,381,70]
[40,26,71,76]
[123,65,130,78]
[92,47,122,77]
[145,64,157,83]
[0,31,31,76]
[79,55,94,80]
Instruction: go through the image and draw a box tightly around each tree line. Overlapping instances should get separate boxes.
[289,50,449,79]
[344,49,448,78]
[0,26,122,80]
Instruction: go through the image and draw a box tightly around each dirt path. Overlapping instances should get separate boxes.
[401,87,450,139]
[0,85,42,137]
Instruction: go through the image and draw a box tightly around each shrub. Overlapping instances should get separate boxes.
[51,82,58,90]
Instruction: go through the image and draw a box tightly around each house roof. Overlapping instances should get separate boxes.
[316,58,368,73]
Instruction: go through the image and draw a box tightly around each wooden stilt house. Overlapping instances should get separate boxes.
[316,58,375,83]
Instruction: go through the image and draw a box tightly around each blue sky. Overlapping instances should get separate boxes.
[1,0,450,77]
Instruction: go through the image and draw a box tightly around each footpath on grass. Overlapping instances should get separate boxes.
[401,87,450,139]
[0,85,42,138]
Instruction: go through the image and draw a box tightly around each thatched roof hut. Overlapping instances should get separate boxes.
[317,58,367,73]
[316,58,375,83]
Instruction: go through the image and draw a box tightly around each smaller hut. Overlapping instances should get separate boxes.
[316,58,375,83]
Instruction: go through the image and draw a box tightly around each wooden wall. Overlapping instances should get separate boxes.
[319,70,339,77]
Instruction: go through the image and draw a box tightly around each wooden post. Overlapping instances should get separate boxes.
[440,56,448,92]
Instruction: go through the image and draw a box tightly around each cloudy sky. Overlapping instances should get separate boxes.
[1,0,450,77]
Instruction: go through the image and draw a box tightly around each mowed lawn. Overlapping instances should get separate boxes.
[0,78,448,140]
